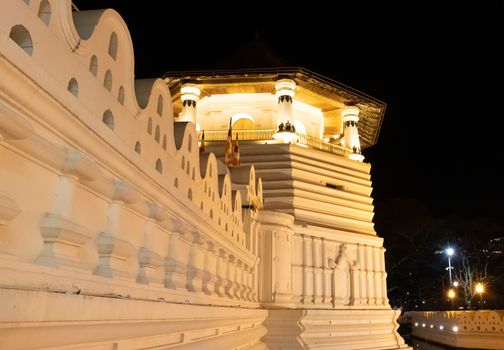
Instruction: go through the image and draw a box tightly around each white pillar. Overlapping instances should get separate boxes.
[185,231,205,294]
[202,241,217,296]
[275,79,296,128]
[179,83,200,124]
[51,175,77,217]
[358,244,367,305]
[365,245,375,305]
[215,249,227,297]
[341,106,364,162]
[312,237,323,305]
[380,247,389,305]
[302,235,314,305]
[258,211,295,308]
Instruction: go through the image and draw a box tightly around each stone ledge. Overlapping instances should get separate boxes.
[0,288,268,350]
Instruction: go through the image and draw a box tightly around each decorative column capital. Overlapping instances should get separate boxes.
[275,79,296,98]
[179,84,200,124]
[341,106,360,123]
[180,83,201,102]
[341,106,364,161]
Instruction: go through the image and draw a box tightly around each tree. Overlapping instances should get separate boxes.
[454,236,503,309]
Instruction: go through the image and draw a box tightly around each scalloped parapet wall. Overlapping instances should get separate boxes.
[0,0,262,250]
[0,2,413,349]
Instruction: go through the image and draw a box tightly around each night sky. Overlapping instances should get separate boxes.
[74,1,504,306]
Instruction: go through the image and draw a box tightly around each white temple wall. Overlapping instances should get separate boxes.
[0,1,409,348]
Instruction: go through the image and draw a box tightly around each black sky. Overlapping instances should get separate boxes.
[74,1,504,225]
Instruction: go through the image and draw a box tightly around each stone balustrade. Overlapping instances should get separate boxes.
[402,310,504,349]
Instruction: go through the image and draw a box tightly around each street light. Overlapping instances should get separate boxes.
[447,288,456,310]
[445,248,454,286]
[475,282,484,309]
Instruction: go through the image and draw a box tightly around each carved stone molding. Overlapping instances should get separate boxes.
[94,232,134,278]
[36,213,91,269]
[137,247,163,285]
[0,192,21,225]
[0,192,21,256]
[62,149,101,182]
[0,100,34,141]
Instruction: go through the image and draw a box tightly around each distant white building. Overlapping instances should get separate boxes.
[0,1,409,349]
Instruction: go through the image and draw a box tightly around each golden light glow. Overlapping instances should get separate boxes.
[231,113,255,130]
[349,153,365,162]
[475,282,484,294]
[447,289,455,299]
[273,131,299,144]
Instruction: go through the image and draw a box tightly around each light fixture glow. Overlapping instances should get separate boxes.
[273,131,298,144]
[439,325,444,330]
[446,247,454,256]
[453,326,459,332]
[448,289,456,299]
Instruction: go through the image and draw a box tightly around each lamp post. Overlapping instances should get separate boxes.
[475,282,484,310]
[446,248,454,286]
[447,288,456,310]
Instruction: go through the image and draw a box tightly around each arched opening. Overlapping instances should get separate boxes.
[104,70,112,91]
[108,32,118,60]
[155,125,160,142]
[117,86,125,105]
[188,134,192,152]
[293,120,307,135]
[67,78,78,97]
[89,55,98,76]
[147,118,152,134]
[9,25,33,56]
[187,189,193,200]
[162,135,167,150]
[231,113,255,130]
[102,110,114,130]
[37,0,51,25]
[134,141,141,154]
[174,178,179,188]
[157,95,163,116]
[155,159,162,173]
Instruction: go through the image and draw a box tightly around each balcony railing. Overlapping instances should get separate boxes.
[198,129,350,157]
